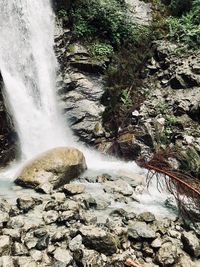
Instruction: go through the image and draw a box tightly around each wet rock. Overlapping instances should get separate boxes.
[63,184,85,195]
[2,229,21,241]
[151,238,162,249]
[15,147,87,192]
[0,236,11,256]
[35,235,49,250]
[51,192,66,203]
[7,216,24,229]
[58,210,77,223]
[29,250,43,262]
[57,68,105,144]
[43,210,59,224]
[56,199,79,212]
[117,132,142,160]
[0,200,11,214]
[79,225,119,255]
[156,242,177,266]
[174,251,196,267]
[12,242,28,256]
[53,248,73,266]
[14,256,37,267]
[69,234,82,252]
[75,248,106,267]
[51,229,67,243]
[137,212,155,223]
[16,196,40,213]
[23,233,38,250]
[0,211,9,225]
[181,231,200,257]
[79,210,97,225]
[104,180,133,196]
[128,221,156,240]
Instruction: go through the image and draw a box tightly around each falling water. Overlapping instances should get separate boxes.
[0,0,71,160]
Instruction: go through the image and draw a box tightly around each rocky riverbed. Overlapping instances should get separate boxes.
[0,170,199,267]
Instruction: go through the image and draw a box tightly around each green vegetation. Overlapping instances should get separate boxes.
[88,42,113,58]
[165,0,200,50]
[70,0,143,46]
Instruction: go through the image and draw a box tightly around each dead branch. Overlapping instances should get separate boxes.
[137,151,200,223]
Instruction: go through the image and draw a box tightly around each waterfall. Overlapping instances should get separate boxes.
[0,0,176,219]
[0,0,143,175]
[0,0,72,160]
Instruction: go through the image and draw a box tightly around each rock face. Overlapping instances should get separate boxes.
[0,73,18,167]
[15,147,87,192]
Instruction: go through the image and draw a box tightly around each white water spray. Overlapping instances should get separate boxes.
[0,0,71,160]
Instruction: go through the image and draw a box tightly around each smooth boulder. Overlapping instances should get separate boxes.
[15,147,87,193]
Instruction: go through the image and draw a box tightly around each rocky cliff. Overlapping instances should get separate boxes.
[0,73,18,167]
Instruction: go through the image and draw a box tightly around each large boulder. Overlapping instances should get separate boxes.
[15,147,87,193]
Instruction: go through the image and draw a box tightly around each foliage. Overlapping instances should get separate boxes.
[88,42,113,58]
[165,0,200,50]
[120,89,132,107]
[57,9,68,18]
[70,0,144,47]
[168,0,192,17]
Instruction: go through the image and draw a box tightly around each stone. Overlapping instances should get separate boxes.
[79,225,119,255]
[53,248,73,266]
[2,229,21,241]
[63,184,85,195]
[0,256,14,267]
[156,242,177,266]
[174,251,196,267]
[58,210,76,222]
[43,210,59,224]
[35,235,49,250]
[14,257,37,267]
[69,234,82,252]
[51,230,67,242]
[137,212,155,223]
[0,211,9,225]
[29,250,43,262]
[128,221,156,240]
[104,180,133,196]
[181,231,200,257]
[117,132,142,160]
[0,236,10,256]
[151,238,162,248]
[51,192,66,203]
[12,242,28,256]
[7,216,24,229]
[15,147,87,192]
[16,196,39,212]
[0,199,11,214]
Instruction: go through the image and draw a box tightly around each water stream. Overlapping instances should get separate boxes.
[0,0,175,217]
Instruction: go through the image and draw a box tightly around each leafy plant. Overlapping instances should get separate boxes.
[88,42,113,58]
[120,89,132,107]
[165,0,200,50]
[70,0,145,47]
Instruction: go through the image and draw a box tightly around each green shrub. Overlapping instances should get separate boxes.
[166,13,200,49]
[165,0,200,50]
[70,0,142,47]
[88,42,113,58]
